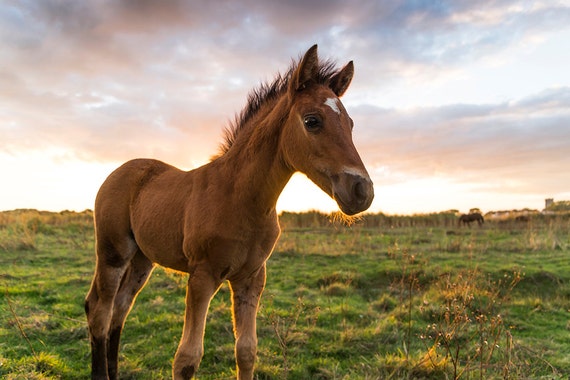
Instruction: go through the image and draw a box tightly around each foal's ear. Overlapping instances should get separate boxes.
[290,44,319,93]
[330,61,354,97]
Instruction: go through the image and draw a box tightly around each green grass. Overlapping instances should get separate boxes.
[1,210,569,379]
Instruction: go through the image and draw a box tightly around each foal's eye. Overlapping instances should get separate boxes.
[303,115,322,132]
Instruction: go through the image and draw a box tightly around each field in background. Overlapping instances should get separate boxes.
[1,209,569,379]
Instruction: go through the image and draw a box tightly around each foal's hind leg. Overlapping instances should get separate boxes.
[230,265,266,380]
[85,237,139,380]
[107,251,154,379]
[85,265,128,380]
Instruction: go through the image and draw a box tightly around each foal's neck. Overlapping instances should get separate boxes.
[217,97,293,214]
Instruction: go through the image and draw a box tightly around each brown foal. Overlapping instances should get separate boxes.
[85,44,374,380]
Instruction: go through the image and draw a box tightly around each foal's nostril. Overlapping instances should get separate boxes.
[353,180,366,202]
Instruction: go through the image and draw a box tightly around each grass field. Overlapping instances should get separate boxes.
[1,209,569,379]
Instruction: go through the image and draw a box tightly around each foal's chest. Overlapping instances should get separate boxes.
[185,223,280,281]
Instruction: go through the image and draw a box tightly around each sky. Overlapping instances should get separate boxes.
[1,0,570,215]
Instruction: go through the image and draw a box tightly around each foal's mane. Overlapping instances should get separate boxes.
[216,56,340,156]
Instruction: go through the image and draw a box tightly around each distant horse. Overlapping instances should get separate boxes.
[85,45,374,380]
[458,212,484,227]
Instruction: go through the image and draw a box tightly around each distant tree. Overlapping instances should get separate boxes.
[469,208,482,214]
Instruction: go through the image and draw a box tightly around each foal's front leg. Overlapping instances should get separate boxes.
[230,265,267,380]
[173,267,221,380]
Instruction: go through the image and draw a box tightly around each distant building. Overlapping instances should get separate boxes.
[545,198,554,210]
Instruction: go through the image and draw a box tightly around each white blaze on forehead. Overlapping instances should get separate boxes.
[324,97,341,115]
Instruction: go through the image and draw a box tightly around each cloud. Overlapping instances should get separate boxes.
[353,86,570,196]
[1,0,569,213]
[332,1,570,99]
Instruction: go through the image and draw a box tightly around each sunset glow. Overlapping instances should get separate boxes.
[1,1,569,215]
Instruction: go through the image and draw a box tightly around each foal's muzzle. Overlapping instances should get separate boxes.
[332,173,374,216]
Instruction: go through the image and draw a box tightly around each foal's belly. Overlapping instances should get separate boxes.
[135,234,189,273]
[133,225,277,278]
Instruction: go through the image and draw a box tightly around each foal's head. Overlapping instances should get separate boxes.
[281,45,374,215]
